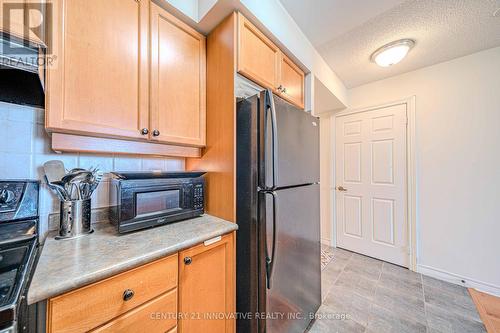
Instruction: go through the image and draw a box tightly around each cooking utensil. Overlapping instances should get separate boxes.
[49,180,70,201]
[47,182,67,201]
[43,160,65,184]
[61,170,92,185]
[66,168,86,175]
[61,171,93,200]
[87,172,103,198]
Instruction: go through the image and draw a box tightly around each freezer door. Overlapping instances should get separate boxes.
[260,91,320,189]
[260,184,321,333]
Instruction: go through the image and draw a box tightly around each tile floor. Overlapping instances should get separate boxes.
[308,246,486,333]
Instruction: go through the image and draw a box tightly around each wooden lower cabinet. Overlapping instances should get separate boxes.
[46,232,235,333]
[91,289,177,333]
[47,255,178,333]
[178,233,235,333]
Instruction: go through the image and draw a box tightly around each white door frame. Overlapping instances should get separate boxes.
[331,96,417,271]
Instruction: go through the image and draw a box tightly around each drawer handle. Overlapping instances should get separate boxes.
[184,257,192,265]
[123,289,135,301]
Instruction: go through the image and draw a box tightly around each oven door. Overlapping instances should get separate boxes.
[118,181,194,232]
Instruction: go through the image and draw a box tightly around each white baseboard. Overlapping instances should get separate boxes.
[417,264,500,297]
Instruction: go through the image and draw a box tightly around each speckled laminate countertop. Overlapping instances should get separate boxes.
[27,214,237,304]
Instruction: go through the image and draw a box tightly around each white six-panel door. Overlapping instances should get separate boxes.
[335,104,408,267]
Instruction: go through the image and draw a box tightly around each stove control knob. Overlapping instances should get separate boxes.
[0,189,14,204]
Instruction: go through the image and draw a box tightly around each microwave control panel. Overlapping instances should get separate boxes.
[193,183,204,210]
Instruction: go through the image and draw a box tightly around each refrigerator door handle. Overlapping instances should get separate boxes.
[264,190,278,289]
[265,89,278,190]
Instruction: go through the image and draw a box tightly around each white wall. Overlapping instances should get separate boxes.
[319,114,333,245]
[162,0,349,112]
[0,102,185,239]
[346,46,500,294]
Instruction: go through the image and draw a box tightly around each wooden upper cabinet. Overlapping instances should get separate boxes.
[150,3,206,147]
[237,13,280,91]
[178,233,235,333]
[236,13,305,109]
[278,54,305,109]
[46,0,150,140]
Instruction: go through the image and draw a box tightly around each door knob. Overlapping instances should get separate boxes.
[336,186,347,192]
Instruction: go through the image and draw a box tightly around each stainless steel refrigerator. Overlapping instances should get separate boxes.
[236,89,321,333]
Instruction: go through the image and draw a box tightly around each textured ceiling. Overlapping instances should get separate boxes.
[280,0,407,46]
[281,0,500,88]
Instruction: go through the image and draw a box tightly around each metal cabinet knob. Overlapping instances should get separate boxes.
[277,85,283,92]
[123,289,134,301]
[336,186,347,192]
[184,257,192,265]
[152,129,160,137]
[282,87,287,93]
[140,128,149,135]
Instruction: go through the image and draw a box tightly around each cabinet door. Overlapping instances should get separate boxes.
[178,233,235,333]
[150,3,206,147]
[237,13,280,91]
[46,0,149,140]
[91,289,177,333]
[279,54,305,109]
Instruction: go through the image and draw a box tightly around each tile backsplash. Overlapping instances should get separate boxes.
[0,102,185,238]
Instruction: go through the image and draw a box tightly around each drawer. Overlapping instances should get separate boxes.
[91,288,177,333]
[47,254,178,333]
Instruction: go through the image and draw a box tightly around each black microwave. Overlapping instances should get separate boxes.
[109,171,205,233]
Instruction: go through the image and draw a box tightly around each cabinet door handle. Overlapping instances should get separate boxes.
[123,289,134,301]
[184,257,192,265]
[152,129,160,137]
[140,128,149,135]
[282,87,287,93]
[277,85,283,92]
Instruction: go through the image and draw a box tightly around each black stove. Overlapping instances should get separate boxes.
[0,181,39,333]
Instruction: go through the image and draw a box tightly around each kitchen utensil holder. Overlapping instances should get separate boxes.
[56,199,94,240]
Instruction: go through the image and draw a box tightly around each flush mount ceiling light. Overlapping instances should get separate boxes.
[370,39,415,67]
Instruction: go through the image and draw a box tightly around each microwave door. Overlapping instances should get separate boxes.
[135,189,183,218]
[115,179,205,234]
